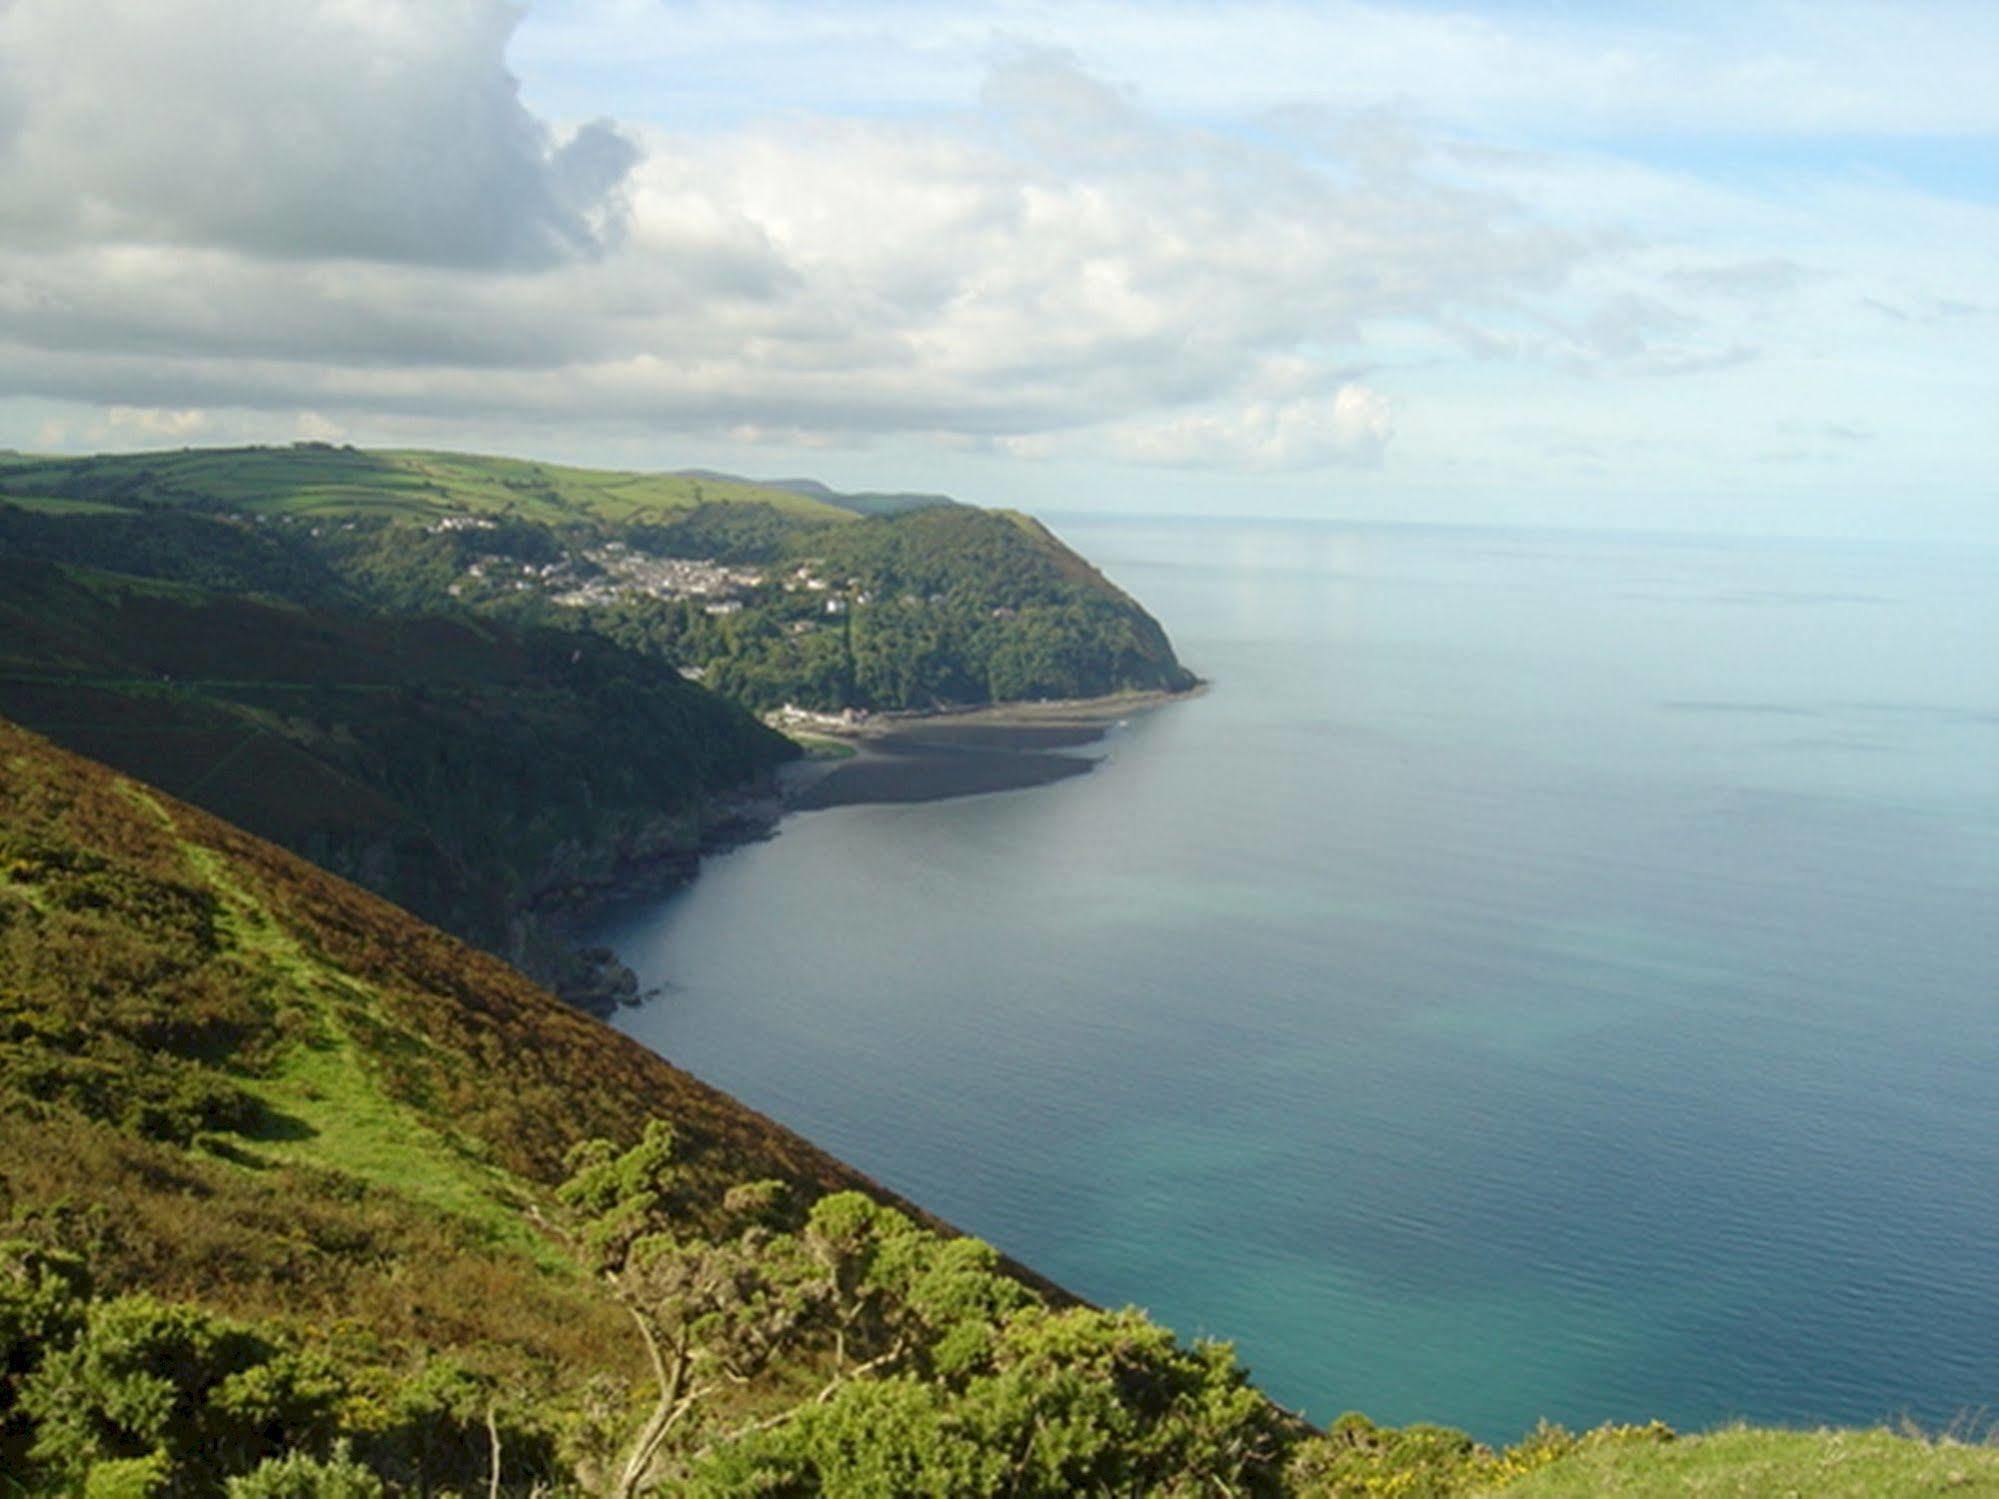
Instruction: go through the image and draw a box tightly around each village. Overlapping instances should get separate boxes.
[547,542,768,611]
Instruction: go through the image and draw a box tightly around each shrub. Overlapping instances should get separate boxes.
[226,1443,385,1499]
[22,1295,345,1490]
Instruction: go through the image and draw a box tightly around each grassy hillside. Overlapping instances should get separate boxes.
[0,559,795,998]
[0,715,956,1228]
[0,445,855,527]
[1489,1425,1999,1496]
[0,717,1070,1492]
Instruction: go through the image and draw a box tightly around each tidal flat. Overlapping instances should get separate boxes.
[784,689,1200,808]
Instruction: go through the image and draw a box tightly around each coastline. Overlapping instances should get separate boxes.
[781,684,1206,810]
[558,684,1204,1009]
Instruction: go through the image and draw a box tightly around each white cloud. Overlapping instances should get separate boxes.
[2,0,1992,515]
[0,0,637,266]
[1100,383,1394,471]
[0,29,1610,471]
[101,405,211,440]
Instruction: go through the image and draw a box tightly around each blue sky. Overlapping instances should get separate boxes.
[1,0,1992,538]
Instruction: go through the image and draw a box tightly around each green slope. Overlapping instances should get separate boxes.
[1488,1424,1999,1497]
[0,715,971,1226]
[0,445,855,526]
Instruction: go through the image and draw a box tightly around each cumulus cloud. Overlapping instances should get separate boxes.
[1103,384,1393,471]
[0,12,1715,472]
[0,0,637,266]
[1016,360,1393,471]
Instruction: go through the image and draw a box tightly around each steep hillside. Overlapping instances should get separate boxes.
[0,560,794,1000]
[0,718,1274,1495]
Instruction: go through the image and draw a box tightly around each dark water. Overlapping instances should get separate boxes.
[589,520,1999,1443]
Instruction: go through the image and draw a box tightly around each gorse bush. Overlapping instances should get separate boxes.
[557,1124,1291,1496]
[0,1250,560,1498]
[22,1295,345,1488]
[226,1444,384,1499]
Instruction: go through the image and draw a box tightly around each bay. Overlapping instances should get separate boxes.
[587,517,1999,1443]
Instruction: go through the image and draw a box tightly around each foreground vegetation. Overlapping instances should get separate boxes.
[3,718,1989,1494]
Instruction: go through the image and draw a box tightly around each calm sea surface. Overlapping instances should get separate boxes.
[588,519,1999,1442]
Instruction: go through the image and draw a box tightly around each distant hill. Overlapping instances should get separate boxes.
[673,469,958,517]
[0,446,1196,1006]
[0,444,855,527]
[0,444,1200,714]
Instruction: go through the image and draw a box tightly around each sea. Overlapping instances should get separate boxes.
[585,517,1999,1444]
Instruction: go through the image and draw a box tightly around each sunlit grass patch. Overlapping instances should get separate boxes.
[1488,1423,1999,1498]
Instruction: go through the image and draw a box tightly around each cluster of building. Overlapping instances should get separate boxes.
[543,543,767,612]
[769,703,870,731]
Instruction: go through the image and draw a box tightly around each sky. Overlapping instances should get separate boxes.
[0,0,1993,537]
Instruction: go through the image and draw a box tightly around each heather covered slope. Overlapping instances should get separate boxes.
[0,712,936,1246]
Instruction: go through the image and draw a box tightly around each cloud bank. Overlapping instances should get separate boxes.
[3,0,1989,509]
[0,0,1614,471]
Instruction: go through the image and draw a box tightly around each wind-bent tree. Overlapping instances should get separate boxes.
[558,1122,819,1498]
[559,1122,1292,1498]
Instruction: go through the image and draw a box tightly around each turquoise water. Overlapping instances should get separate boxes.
[589,520,1999,1443]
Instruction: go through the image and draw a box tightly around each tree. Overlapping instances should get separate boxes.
[558,1123,819,1497]
[560,1121,1292,1498]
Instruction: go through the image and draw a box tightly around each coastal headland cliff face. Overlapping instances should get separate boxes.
[0,445,1196,1001]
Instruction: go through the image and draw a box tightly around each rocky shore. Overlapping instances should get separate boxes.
[523,787,786,1015]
